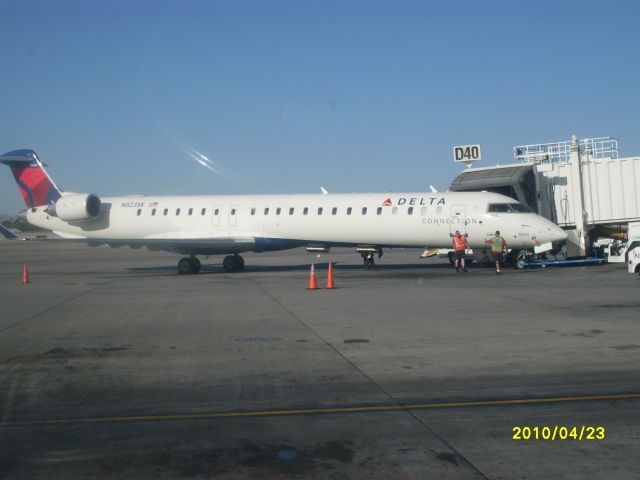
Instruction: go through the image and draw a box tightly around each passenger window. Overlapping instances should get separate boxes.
[264,208,269,215]
[318,207,323,215]
[436,206,442,215]
[332,207,337,215]
[188,208,193,216]
[137,209,141,216]
[421,207,426,216]
[276,208,281,215]
[231,208,236,215]
[347,207,352,215]
[251,208,256,215]
[303,207,309,215]
[201,208,206,215]
[362,207,367,215]
[163,208,168,216]
[289,207,294,215]
[392,207,398,215]
[408,207,413,215]
[151,208,156,216]
[176,208,181,216]
[214,208,219,215]
[377,207,382,215]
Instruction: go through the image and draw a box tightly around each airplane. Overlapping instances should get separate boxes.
[1,149,568,273]
[0,224,20,240]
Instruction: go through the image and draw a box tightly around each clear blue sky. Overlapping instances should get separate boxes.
[1,0,639,214]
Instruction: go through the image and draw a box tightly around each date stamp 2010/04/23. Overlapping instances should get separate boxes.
[512,426,605,441]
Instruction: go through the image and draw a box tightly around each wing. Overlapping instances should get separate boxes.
[82,236,258,255]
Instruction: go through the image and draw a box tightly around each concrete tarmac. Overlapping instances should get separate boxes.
[1,241,639,479]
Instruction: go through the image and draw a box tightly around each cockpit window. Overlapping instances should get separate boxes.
[488,203,531,213]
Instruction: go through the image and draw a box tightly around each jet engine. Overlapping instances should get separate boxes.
[47,193,101,222]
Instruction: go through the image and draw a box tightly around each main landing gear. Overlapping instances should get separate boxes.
[177,254,245,274]
[222,254,244,273]
[178,256,201,274]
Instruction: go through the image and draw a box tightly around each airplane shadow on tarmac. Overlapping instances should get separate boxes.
[124,261,456,277]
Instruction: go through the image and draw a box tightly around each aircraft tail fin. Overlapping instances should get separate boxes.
[0,150,62,208]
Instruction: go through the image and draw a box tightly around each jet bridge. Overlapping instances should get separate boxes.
[449,164,537,211]
[449,136,640,257]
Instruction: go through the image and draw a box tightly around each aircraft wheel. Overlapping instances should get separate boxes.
[235,254,245,270]
[178,257,192,275]
[223,255,237,272]
[191,257,201,273]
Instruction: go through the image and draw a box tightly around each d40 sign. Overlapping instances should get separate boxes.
[453,145,481,163]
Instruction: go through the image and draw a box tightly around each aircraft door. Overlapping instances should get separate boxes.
[228,204,239,227]
[450,205,467,234]
[211,204,222,227]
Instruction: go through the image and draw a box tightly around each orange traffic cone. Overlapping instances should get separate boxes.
[307,263,318,290]
[326,262,335,289]
[22,263,30,284]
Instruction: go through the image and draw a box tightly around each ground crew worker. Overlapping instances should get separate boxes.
[452,230,470,273]
[487,230,507,274]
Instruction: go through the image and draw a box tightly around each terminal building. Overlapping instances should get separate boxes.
[450,136,640,258]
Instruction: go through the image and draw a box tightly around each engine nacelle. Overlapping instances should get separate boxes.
[47,194,101,222]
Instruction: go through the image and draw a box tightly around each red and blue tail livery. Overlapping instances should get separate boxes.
[0,150,62,208]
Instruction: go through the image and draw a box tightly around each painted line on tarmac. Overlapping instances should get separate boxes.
[3,392,640,428]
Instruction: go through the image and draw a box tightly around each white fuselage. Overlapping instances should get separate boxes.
[26,191,567,255]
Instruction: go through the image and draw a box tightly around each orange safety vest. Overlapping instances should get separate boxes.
[453,235,466,251]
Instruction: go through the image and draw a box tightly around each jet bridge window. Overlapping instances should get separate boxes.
[488,203,532,213]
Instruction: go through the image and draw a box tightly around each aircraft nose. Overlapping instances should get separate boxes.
[548,224,567,243]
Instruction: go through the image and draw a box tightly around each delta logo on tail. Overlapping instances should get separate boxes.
[0,150,62,208]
